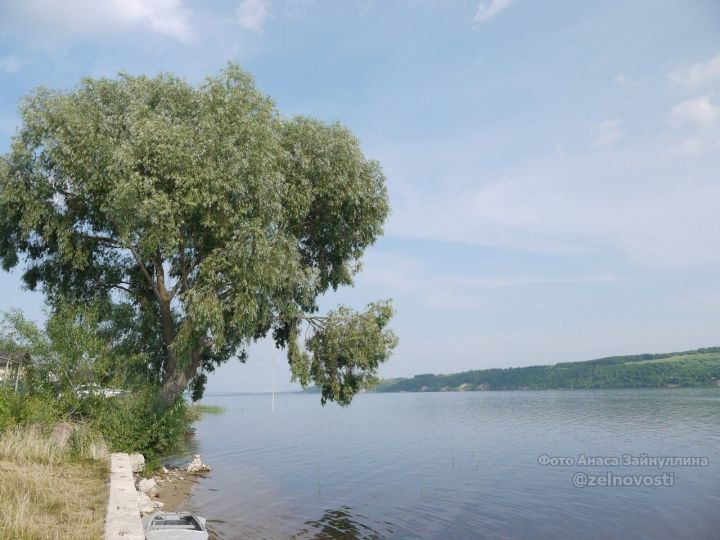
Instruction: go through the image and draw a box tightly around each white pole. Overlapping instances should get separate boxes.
[14,355,23,393]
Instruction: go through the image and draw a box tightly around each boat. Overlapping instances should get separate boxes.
[142,512,209,539]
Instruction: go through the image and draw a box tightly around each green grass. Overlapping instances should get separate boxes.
[186,403,226,422]
[195,404,225,414]
[637,352,720,364]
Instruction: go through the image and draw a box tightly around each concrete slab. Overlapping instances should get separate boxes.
[105,452,145,540]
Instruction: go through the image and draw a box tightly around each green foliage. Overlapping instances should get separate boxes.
[90,390,188,461]
[375,348,720,393]
[0,387,189,462]
[289,301,397,405]
[0,303,191,460]
[1,301,149,399]
[0,63,395,405]
[0,390,59,430]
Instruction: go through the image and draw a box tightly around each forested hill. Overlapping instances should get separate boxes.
[374,348,720,392]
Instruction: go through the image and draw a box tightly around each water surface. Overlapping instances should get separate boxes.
[180,389,720,539]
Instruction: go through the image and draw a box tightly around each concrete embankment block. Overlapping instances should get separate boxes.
[105,452,145,540]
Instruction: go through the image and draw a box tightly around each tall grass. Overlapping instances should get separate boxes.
[0,424,108,539]
[186,403,226,422]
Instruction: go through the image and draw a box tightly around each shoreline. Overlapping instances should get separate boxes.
[151,465,203,512]
[132,453,210,516]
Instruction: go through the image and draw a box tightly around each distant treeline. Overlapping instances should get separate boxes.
[372,348,720,393]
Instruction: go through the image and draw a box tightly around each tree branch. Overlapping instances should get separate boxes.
[153,250,170,302]
[128,245,161,300]
[72,231,123,248]
[101,283,134,295]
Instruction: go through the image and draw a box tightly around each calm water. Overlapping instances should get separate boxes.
[178,389,720,539]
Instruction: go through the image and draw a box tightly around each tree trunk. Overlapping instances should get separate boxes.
[160,368,188,405]
[159,349,202,406]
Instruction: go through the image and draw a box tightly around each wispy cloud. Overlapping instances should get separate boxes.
[377,126,720,267]
[0,0,194,44]
[236,0,268,32]
[359,252,621,310]
[474,0,512,23]
[670,53,720,89]
[667,96,718,127]
[0,56,20,73]
[593,118,622,147]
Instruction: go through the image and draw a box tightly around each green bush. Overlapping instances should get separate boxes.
[1,305,193,465]
[0,385,193,468]
[90,389,189,462]
[0,389,59,430]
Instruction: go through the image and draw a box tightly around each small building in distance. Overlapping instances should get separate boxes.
[0,350,29,390]
[0,350,12,382]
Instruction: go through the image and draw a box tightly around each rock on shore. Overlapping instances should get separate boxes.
[186,454,211,473]
[129,453,145,473]
[138,477,158,496]
[131,453,210,515]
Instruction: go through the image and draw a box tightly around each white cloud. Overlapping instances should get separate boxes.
[236,0,268,32]
[0,56,20,73]
[474,0,512,23]
[376,128,720,267]
[670,53,720,89]
[593,118,622,147]
[0,0,194,43]
[667,96,718,127]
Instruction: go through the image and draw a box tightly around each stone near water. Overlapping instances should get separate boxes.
[186,454,211,473]
[137,492,156,514]
[128,453,145,473]
[137,492,155,514]
[138,477,158,496]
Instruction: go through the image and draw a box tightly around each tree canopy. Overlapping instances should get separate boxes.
[0,63,396,405]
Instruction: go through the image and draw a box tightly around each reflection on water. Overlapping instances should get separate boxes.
[163,431,202,469]
[178,389,720,539]
[294,506,393,540]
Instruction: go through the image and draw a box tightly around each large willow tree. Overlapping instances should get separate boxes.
[0,64,396,405]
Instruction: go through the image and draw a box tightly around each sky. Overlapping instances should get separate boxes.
[1,0,719,393]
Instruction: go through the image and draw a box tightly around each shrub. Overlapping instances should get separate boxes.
[0,389,59,430]
[1,304,192,464]
[91,389,189,462]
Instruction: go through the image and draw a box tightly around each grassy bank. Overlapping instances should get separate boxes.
[0,424,109,539]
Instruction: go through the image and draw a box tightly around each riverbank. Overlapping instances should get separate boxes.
[105,451,210,539]
[137,462,203,512]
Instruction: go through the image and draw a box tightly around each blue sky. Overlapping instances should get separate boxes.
[1,0,720,393]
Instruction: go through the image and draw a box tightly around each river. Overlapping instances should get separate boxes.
[177,388,720,539]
